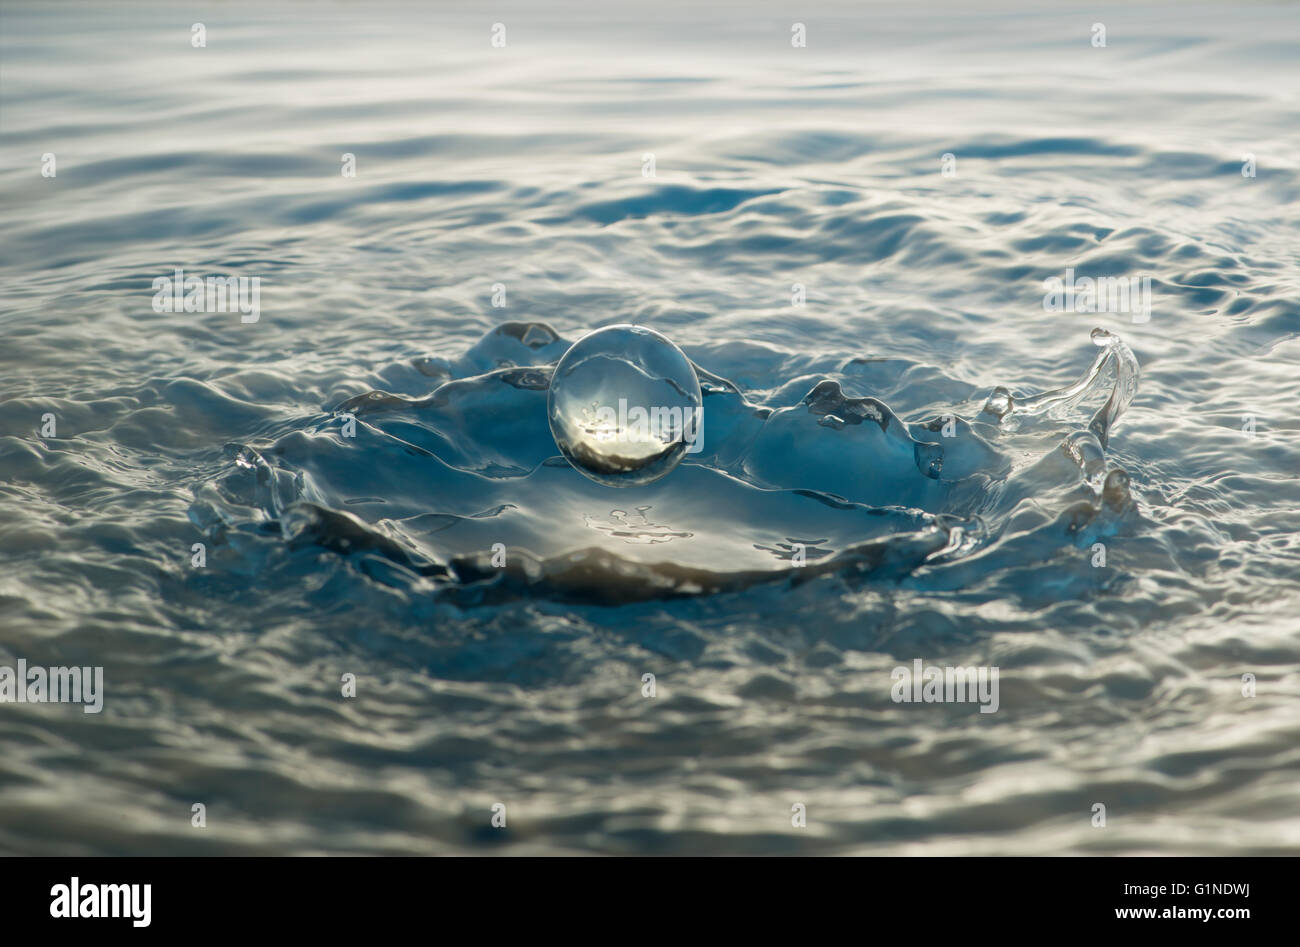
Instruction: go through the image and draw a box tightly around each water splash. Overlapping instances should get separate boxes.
[191,322,1141,604]
[982,326,1139,450]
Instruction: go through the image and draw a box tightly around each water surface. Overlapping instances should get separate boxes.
[1,1,1298,854]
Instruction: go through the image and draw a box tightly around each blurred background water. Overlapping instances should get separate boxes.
[1,0,1298,855]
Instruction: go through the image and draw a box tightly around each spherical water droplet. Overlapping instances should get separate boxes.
[547,324,702,487]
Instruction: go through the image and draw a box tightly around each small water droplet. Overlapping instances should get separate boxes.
[547,325,703,487]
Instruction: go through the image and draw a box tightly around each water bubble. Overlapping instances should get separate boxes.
[547,324,703,487]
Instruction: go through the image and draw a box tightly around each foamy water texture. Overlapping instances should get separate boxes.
[1,1,1298,855]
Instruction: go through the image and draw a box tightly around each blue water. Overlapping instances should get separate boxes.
[1,1,1299,854]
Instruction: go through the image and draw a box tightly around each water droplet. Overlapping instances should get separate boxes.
[547,324,702,487]
[982,385,1014,419]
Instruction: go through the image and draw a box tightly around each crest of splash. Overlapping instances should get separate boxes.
[980,327,1139,490]
[189,322,1139,605]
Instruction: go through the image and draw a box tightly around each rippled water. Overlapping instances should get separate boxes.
[2,1,1298,855]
